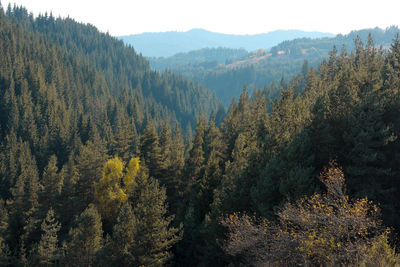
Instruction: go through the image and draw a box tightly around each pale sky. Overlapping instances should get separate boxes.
[2,0,400,36]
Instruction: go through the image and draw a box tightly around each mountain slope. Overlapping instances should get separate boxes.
[120,28,335,57]
[0,6,221,168]
[147,26,400,105]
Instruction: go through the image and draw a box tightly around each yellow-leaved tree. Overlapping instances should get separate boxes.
[94,157,140,223]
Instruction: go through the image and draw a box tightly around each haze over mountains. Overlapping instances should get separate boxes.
[120,28,335,57]
[143,26,400,105]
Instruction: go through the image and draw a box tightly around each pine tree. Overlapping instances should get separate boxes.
[64,205,103,267]
[0,131,19,200]
[74,141,108,213]
[0,199,8,243]
[40,155,63,217]
[130,177,181,266]
[382,34,400,106]
[106,203,137,266]
[139,121,162,179]
[111,118,136,162]
[159,118,172,177]
[168,123,185,214]
[183,116,206,193]
[0,199,10,264]
[157,119,174,202]
[37,208,61,266]
[7,142,40,251]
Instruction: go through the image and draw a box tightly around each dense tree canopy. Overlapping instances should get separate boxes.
[1,3,400,266]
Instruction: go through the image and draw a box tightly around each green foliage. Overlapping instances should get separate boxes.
[104,203,137,265]
[151,27,400,106]
[40,155,64,217]
[63,205,103,267]
[139,122,162,179]
[74,141,108,213]
[103,177,181,266]
[2,3,400,266]
[131,177,181,265]
[149,47,249,69]
[37,208,61,266]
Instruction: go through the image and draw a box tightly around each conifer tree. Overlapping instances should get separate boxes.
[157,119,175,202]
[111,118,136,162]
[168,123,185,214]
[40,155,63,216]
[139,121,162,179]
[7,142,41,251]
[183,116,207,193]
[0,199,8,243]
[0,131,19,200]
[383,34,400,104]
[37,208,61,266]
[0,199,11,264]
[106,203,137,266]
[159,118,172,176]
[130,177,181,266]
[105,175,180,266]
[74,141,108,213]
[64,205,103,267]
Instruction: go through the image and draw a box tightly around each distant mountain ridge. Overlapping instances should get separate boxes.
[146,26,400,106]
[120,29,335,57]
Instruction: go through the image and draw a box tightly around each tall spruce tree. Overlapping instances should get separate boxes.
[40,155,63,218]
[131,177,181,266]
[139,121,162,179]
[37,208,61,266]
[63,205,103,267]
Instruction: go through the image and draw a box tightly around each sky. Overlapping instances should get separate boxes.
[2,0,400,36]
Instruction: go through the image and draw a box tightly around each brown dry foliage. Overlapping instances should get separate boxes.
[221,163,400,266]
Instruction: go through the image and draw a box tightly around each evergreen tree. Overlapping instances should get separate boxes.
[0,199,11,265]
[63,205,103,267]
[139,121,162,179]
[182,115,207,197]
[37,208,61,266]
[74,141,108,213]
[111,118,136,162]
[130,177,181,266]
[157,119,177,206]
[159,118,173,177]
[0,199,8,243]
[7,142,40,253]
[105,203,137,266]
[40,155,63,217]
[166,123,185,215]
[105,175,180,266]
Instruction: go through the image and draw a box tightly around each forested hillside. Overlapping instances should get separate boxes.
[120,28,334,57]
[151,26,400,106]
[0,5,218,264]
[172,35,400,266]
[149,47,249,71]
[1,3,400,267]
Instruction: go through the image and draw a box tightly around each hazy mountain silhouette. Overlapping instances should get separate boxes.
[120,28,335,57]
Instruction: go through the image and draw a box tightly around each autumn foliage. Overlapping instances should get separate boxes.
[94,157,140,222]
[222,164,400,266]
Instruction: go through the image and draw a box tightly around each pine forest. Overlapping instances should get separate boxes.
[1,3,400,266]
